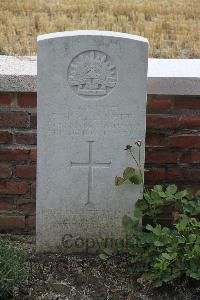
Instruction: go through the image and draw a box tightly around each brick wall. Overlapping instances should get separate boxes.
[0,93,199,233]
[145,96,200,192]
[0,93,36,232]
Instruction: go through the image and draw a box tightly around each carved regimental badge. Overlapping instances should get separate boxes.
[68,50,117,97]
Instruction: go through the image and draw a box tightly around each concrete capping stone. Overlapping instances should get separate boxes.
[0,55,200,95]
[0,56,36,93]
[148,58,200,95]
[38,30,149,43]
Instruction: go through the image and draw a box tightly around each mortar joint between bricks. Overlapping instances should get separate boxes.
[0,145,33,150]
[11,94,18,108]
[0,107,36,113]
[13,129,37,134]
[0,127,35,132]
[13,199,17,210]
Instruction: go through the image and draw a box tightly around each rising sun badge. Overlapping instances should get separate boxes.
[67,50,117,98]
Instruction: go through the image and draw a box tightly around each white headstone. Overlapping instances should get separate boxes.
[37,30,148,253]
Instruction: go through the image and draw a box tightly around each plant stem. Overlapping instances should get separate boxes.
[128,148,145,192]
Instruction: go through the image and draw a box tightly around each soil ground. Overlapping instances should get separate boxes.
[1,234,200,300]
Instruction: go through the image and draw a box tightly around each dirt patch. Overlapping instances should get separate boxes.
[1,234,200,300]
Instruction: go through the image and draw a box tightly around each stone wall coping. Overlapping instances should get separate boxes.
[0,55,200,95]
[38,30,149,43]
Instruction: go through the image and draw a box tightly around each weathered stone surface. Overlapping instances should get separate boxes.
[36,30,148,252]
[1,55,200,95]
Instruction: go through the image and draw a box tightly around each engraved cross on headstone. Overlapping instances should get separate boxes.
[70,141,111,205]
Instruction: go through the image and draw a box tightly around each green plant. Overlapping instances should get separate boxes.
[101,141,200,287]
[120,188,200,287]
[115,141,144,188]
[0,238,30,298]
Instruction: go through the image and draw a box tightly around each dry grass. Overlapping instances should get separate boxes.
[0,0,199,57]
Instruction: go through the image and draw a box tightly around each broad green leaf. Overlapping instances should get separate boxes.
[123,178,132,184]
[154,241,164,247]
[146,224,154,232]
[184,201,197,214]
[150,190,161,203]
[192,245,200,255]
[157,191,166,198]
[166,185,177,195]
[188,234,196,243]
[153,262,161,270]
[162,253,171,260]
[103,248,112,256]
[152,225,162,236]
[162,227,170,234]
[178,236,185,244]
[144,192,151,203]
[196,236,200,244]
[135,198,148,210]
[154,185,163,192]
[170,252,177,260]
[134,208,143,218]
[130,174,142,184]
[154,281,163,287]
[123,167,135,180]
[195,191,200,199]
[190,218,200,227]
[99,253,108,260]
[122,214,135,230]
[176,215,189,231]
[189,272,200,280]
[133,219,140,227]
[176,189,189,199]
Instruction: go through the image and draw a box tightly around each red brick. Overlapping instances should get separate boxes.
[0,215,25,232]
[17,199,35,213]
[30,149,37,161]
[147,98,171,112]
[31,183,36,200]
[173,97,200,110]
[0,149,29,161]
[0,164,12,178]
[182,115,200,128]
[180,152,200,163]
[0,199,14,210]
[15,132,36,145]
[26,215,36,230]
[30,114,37,129]
[16,165,36,179]
[17,94,37,108]
[145,133,168,147]
[0,181,29,195]
[0,94,12,106]
[147,114,180,128]
[0,131,12,144]
[144,168,165,182]
[145,151,177,163]
[166,168,182,182]
[0,112,29,128]
[166,168,200,182]
[169,135,200,148]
